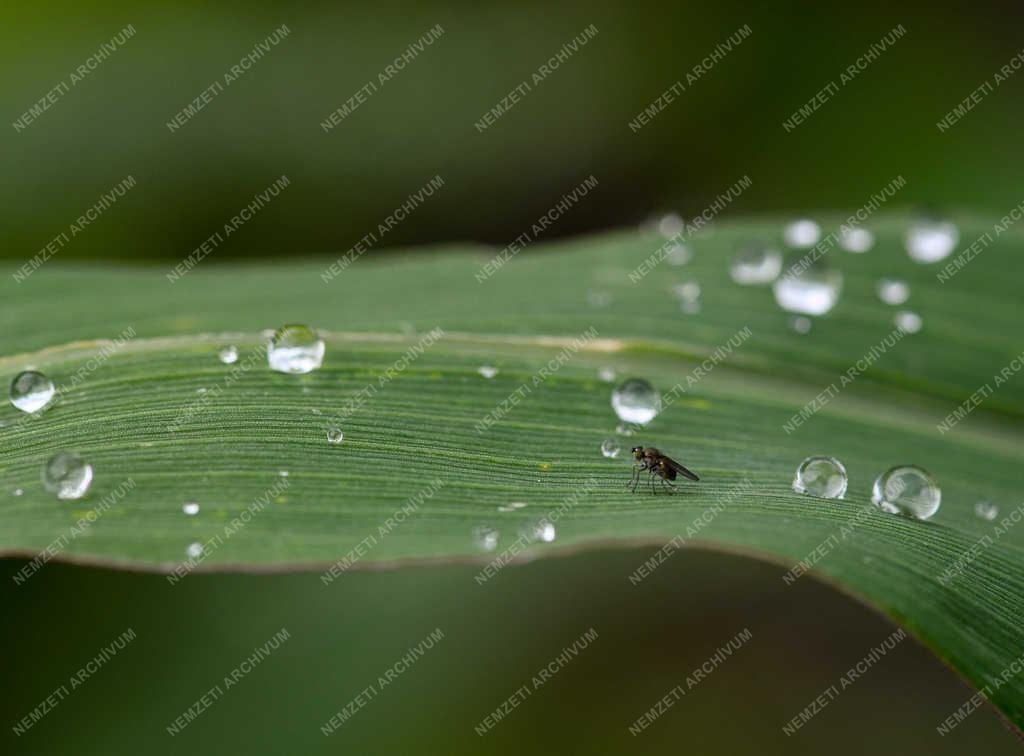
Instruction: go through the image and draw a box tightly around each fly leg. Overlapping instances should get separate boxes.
[660,477,678,495]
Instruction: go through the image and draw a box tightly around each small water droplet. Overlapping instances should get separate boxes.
[587,290,613,308]
[14,488,24,497]
[894,310,922,334]
[10,370,56,413]
[497,501,527,513]
[783,219,821,248]
[186,542,204,559]
[601,439,621,458]
[877,278,910,305]
[975,501,999,521]
[792,456,848,499]
[871,465,941,520]
[598,367,616,382]
[615,423,637,436]
[773,255,842,316]
[905,220,959,263]
[657,213,684,239]
[41,452,93,500]
[196,387,207,395]
[478,365,499,379]
[672,281,701,302]
[218,346,239,364]
[612,378,661,425]
[473,525,499,552]
[665,243,693,266]
[279,470,289,477]
[731,243,782,285]
[790,316,812,334]
[311,408,322,415]
[838,226,875,253]
[267,324,325,374]
[522,520,556,543]
[182,501,200,516]
[327,427,344,444]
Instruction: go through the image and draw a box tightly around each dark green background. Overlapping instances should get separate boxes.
[3,1,1023,260]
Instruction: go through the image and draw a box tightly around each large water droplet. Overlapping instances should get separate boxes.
[894,310,922,334]
[871,465,941,520]
[975,500,999,521]
[473,525,499,552]
[601,439,621,458]
[773,256,842,315]
[612,378,661,425]
[877,278,910,305]
[477,365,499,379]
[267,324,325,374]
[327,427,344,444]
[838,225,875,253]
[10,370,56,413]
[905,221,959,263]
[783,219,821,248]
[218,345,239,364]
[730,243,782,285]
[792,456,848,499]
[182,501,200,516]
[41,452,93,500]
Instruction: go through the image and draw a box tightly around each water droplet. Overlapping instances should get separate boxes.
[601,439,621,458]
[731,243,782,285]
[10,370,55,413]
[41,452,93,500]
[790,316,812,334]
[612,378,661,425]
[657,213,684,238]
[615,423,637,436]
[877,278,910,305]
[871,465,941,520]
[311,408,322,415]
[783,219,821,248]
[478,365,499,379]
[905,220,958,263]
[792,456,848,499]
[975,500,999,521]
[218,346,239,364]
[14,488,24,497]
[672,281,701,302]
[279,470,290,477]
[196,387,207,395]
[894,310,922,334]
[182,501,200,516]
[838,226,875,253]
[267,324,325,374]
[665,243,693,266]
[186,542,204,559]
[473,525,499,552]
[598,367,616,383]
[773,255,842,316]
[587,290,612,308]
[522,520,556,543]
[327,427,344,444]
[497,501,527,513]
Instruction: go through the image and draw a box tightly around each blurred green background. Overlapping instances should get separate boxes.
[3,0,1024,261]
[5,1,1024,753]
[2,549,1019,754]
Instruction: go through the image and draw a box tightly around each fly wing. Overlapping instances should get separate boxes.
[663,456,699,481]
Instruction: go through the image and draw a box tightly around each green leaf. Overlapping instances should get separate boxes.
[2,215,1024,730]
